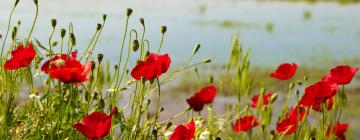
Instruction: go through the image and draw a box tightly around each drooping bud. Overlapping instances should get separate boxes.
[145,51,150,57]
[166,122,172,130]
[51,19,57,28]
[97,53,104,63]
[91,61,96,70]
[11,27,17,41]
[270,93,278,103]
[70,33,76,46]
[160,26,167,34]
[17,20,21,26]
[15,0,20,6]
[132,40,139,52]
[96,23,102,31]
[203,59,211,63]
[192,44,201,55]
[33,0,38,5]
[139,18,144,25]
[114,64,118,70]
[126,8,133,17]
[60,29,66,38]
[209,76,214,84]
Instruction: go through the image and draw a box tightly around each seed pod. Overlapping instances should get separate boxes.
[102,14,107,21]
[160,26,167,34]
[166,122,172,130]
[97,53,104,63]
[15,0,20,6]
[203,59,211,63]
[145,51,150,57]
[152,129,157,138]
[70,33,76,46]
[126,8,133,17]
[51,19,57,28]
[132,40,139,52]
[91,61,96,70]
[114,64,118,70]
[33,0,38,5]
[192,44,201,55]
[209,76,214,84]
[270,93,278,103]
[11,27,17,41]
[60,29,66,38]
[93,92,98,100]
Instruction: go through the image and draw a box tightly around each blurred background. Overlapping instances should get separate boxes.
[1,0,360,66]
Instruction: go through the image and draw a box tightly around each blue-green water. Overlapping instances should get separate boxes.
[1,0,360,66]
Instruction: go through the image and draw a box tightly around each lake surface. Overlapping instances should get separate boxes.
[1,0,360,66]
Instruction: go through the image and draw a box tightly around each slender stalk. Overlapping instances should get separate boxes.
[1,4,17,59]
[27,4,39,40]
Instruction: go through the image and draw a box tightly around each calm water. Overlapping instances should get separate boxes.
[1,0,360,66]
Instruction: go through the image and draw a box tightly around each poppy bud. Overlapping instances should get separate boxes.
[192,44,201,55]
[147,99,151,106]
[99,99,105,109]
[85,91,90,101]
[15,0,20,6]
[296,90,300,96]
[33,0,38,5]
[139,18,144,25]
[166,122,172,130]
[132,40,139,52]
[215,137,221,140]
[160,107,164,112]
[0,34,2,39]
[297,80,302,85]
[51,19,57,28]
[17,20,21,26]
[209,76,214,84]
[145,51,150,57]
[289,82,294,90]
[97,53,104,63]
[60,29,66,38]
[270,93,278,103]
[52,41,58,47]
[203,59,211,63]
[160,26,167,34]
[11,27,17,41]
[304,76,308,81]
[70,33,76,46]
[152,129,158,137]
[126,8,133,17]
[93,92,98,100]
[114,64,118,70]
[91,61,96,70]
[96,23,102,31]
[102,14,107,21]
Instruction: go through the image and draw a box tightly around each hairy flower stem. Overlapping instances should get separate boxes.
[157,32,165,53]
[27,3,39,40]
[153,78,161,127]
[139,23,146,60]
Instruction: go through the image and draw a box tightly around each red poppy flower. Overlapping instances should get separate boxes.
[287,106,306,122]
[270,63,297,80]
[186,86,217,112]
[41,52,91,84]
[170,121,195,140]
[131,53,171,80]
[276,118,297,135]
[322,65,359,85]
[233,116,260,133]
[299,81,338,107]
[326,122,349,140]
[73,111,114,139]
[312,96,334,112]
[4,43,36,70]
[250,93,273,108]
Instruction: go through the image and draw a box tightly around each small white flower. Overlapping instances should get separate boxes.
[29,94,42,100]
[199,130,210,140]
[75,108,81,113]
[107,88,117,93]
[164,131,173,137]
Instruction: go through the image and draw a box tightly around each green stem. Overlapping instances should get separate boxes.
[157,33,165,53]
[27,4,39,40]
[1,5,17,59]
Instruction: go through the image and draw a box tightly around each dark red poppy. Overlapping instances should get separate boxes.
[326,122,349,140]
[276,118,297,135]
[4,43,36,70]
[233,116,260,133]
[322,65,359,85]
[41,52,91,84]
[131,53,171,80]
[186,86,217,112]
[73,111,114,139]
[169,121,195,140]
[270,63,298,80]
[312,96,334,112]
[250,93,273,108]
[299,81,338,107]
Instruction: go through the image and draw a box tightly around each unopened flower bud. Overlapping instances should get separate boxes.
[91,61,96,70]
[139,18,144,25]
[15,0,20,6]
[97,53,104,63]
[17,20,21,26]
[93,92,98,100]
[102,14,107,21]
[12,27,17,40]
[126,8,133,17]
[166,122,172,130]
[160,26,167,34]
[192,44,201,55]
[99,99,105,109]
[70,33,76,46]
[270,93,278,103]
[33,0,38,5]
[145,51,150,57]
[289,82,295,90]
[160,107,164,112]
[96,23,102,31]
[215,137,221,140]
[132,40,139,52]
[0,34,2,39]
[114,64,118,70]
[152,129,158,137]
[51,19,57,28]
[60,29,66,38]
[203,59,211,63]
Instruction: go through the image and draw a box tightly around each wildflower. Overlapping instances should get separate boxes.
[186,86,217,112]
[233,116,260,133]
[199,130,210,140]
[41,52,91,84]
[287,106,306,122]
[322,65,359,85]
[299,81,338,107]
[312,96,334,112]
[4,43,36,70]
[131,53,171,81]
[326,122,349,140]
[73,109,117,139]
[169,121,195,140]
[276,118,297,135]
[270,63,298,80]
[250,93,273,108]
